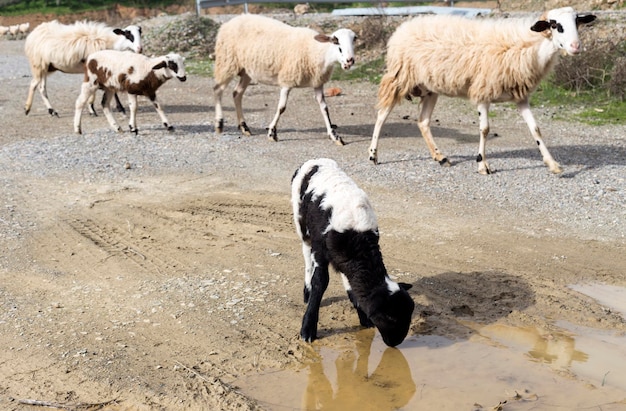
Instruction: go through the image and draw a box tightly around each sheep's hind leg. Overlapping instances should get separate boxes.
[418,93,450,167]
[233,73,252,136]
[517,100,562,174]
[369,104,395,165]
[24,74,41,115]
[476,102,494,175]
[74,82,96,134]
[302,242,313,304]
[301,253,329,343]
[315,86,344,146]
[267,87,290,141]
[213,78,230,134]
[101,90,123,133]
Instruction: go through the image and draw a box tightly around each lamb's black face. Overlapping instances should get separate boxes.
[369,288,415,347]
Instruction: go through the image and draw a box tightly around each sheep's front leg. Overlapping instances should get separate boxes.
[301,251,329,343]
[233,73,252,136]
[150,95,174,132]
[369,104,394,165]
[267,87,290,142]
[74,82,96,134]
[418,93,450,167]
[517,99,562,174]
[314,86,344,146]
[341,274,374,328]
[476,102,493,175]
[101,90,123,133]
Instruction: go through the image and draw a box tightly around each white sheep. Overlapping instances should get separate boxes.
[24,20,142,117]
[18,22,30,36]
[213,14,356,145]
[0,26,9,36]
[292,158,414,347]
[74,50,187,135]
[369,7,596,175]
[8,24,19,38]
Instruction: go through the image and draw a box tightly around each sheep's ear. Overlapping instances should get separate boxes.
[314,34,333,44]
[530,20,551,32]
[152,61,167,70]
[113,28,124,36]
[398,282,413,291]
[576,14,596,26]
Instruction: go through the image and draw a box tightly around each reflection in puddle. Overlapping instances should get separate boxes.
[468,323,589,368]
[303,329,415,410]
[238,324,626,410]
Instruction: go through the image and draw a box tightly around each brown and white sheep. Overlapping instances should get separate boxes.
[213,14,356,145]
[24,20,142,117]
[74,50,186,135]
[369,7,596,174]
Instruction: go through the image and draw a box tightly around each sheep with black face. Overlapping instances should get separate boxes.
[291,158,414,347]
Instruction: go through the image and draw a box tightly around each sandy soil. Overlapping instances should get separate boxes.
[0,19,625,410]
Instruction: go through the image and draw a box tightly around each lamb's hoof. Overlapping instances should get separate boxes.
[300,327,317,343]
[478,162,495,175]
[438,157,452,167]
[239,122,251,136]
[369,150,379,165]
[267,127,278,142]
[215,119,224,134]
[75,128,82,135]
[165,123,174,132]
[548,162,563,174]
[24,108,30,116]
[48,108,59,117]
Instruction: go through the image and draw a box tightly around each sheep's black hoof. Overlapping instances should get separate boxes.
[25,108,30,116]
[165,123,174,132]
[48,108,59,117]
[129,126,138,135]
[438,157,451,167]
[215,119,224,133]
[300,328,317,343]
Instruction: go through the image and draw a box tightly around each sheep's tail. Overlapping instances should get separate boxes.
[376,60,414,110]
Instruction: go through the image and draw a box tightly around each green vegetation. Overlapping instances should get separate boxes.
[4,1,623,125]
[0,0,186,16]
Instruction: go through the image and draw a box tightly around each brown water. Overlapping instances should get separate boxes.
[237,284,626,410]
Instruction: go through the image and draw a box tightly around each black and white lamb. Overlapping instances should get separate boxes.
[291,158,415,347]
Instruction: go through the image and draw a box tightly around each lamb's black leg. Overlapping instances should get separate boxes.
[300,261,329,343]
[114,93,126,114]
[347,289,374,328]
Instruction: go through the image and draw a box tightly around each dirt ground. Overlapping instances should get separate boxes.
[0,11,625,410]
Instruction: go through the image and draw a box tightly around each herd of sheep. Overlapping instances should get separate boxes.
[13,7,597,346]
[0,21,29,39]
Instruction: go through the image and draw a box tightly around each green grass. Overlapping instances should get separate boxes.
[532,80,626,125]
[331,56,385,84]
[0,0,183,16]
[186,58,213,77]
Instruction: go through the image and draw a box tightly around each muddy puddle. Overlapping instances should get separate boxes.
[237,284,626,410]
